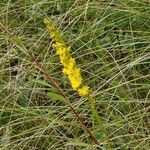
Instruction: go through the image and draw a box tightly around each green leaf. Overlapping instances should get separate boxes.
[32,79,52,88]
[17,98,28,108]
[66,140,93,148]
[11,36,28,55]
[0,112,11,125]
[47,92,65,101]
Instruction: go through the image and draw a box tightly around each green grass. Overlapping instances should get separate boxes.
[0,0,150,149]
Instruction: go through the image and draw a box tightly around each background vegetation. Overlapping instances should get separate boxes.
[0,0,150,149]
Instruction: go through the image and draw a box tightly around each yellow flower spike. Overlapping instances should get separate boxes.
[44,18,90,97]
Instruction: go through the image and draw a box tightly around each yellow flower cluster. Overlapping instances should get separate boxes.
[44,18,90,97]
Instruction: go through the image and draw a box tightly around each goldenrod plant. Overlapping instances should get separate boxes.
[44,19,109,146]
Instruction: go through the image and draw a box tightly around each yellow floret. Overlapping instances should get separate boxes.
[68,68,82,90]
[69,76,81,90]
[78,86,90,96]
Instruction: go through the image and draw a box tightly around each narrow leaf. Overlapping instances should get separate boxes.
[11,36,28,55]
[66,140,93,148]
[47,92,65,101]
[32,79,52,88]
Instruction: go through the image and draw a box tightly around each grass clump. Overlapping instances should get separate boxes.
[0,0,150,149]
